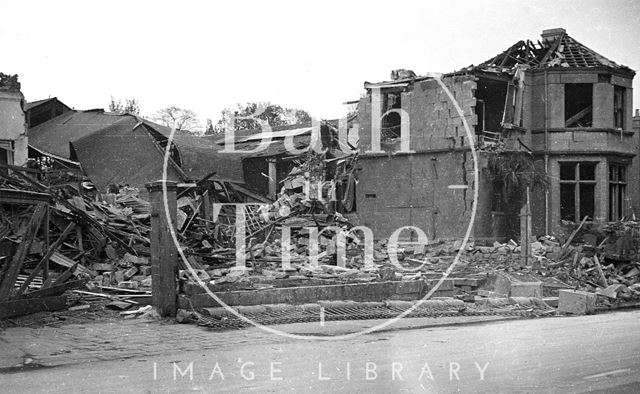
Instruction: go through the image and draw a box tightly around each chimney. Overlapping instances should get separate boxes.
[541,28,566,43]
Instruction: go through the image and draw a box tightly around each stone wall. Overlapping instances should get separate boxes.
[0,73,28,166]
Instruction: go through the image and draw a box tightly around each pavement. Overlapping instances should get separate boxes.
[1,311,640,392]
[0,314,513,370]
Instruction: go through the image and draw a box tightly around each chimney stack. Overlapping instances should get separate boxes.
[541,28,566,43]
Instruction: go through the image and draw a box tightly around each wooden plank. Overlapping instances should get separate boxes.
[201,190,211,231]
[50,263,79,287]
[43,205,50,280]
[593,254,608,288]
[21,279,86,299]
[0,203,47,300]
[565,105,593,127]
[0,295,68,319]
[73,290,139,304]
[560,216,589,259]
[16,222,76,296]
[50,251,96,277]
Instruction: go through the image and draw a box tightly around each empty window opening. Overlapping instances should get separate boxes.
[0,140,14,175]
[474,79,508,135]
[609,163,627,221]
[380,92,402,141]
[560,162,596,221]
[565,83,593,127]
[614,85,625,129]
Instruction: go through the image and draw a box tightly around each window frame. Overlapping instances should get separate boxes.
[564,83,594,128]
[0,140,15,164]
[613,85,625,129]
[559,161,597,222]
[609,162,627,221]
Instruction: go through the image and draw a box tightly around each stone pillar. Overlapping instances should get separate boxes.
[146,180,178,317]
[520,188,532,266]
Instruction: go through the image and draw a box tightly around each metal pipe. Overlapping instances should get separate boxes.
[544,70,550,235]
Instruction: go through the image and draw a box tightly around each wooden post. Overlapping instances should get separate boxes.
[0,203,47,299]
[146,180,178,317]
[201,189,211,231]
[268,159,277,200]
[43,204,50,280]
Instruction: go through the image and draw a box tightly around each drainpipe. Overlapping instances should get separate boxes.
[544,70,550,235]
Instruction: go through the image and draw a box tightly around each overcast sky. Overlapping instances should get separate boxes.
[2,0,639,126]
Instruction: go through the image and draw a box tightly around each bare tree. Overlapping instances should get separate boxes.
[109,96,140,115]
[151,106,200,132]
[209,102,312,135]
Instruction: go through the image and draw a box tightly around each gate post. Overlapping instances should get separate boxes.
[520,187,533,267]
[146,180,178,317]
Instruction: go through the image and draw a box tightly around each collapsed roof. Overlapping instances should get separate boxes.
[28,109,245,189]
[364,28,635,89]
[473,28,634,75]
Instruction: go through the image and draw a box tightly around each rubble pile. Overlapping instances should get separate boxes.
[0,167,154,314]
[175,152,372,284]
[4,155,640,319]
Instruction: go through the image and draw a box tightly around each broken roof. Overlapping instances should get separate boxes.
[29,109,248,184]
[211,122,339,160]
[71,118,184,191]
[151,123,246,183]
[29,110,129,158]
[475,28,634,74]
[364,28,634,88]
[212,123,317,145]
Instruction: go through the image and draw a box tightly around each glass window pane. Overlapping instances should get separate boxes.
[560,184,576,221]
[610,165,618,181]
[560,163,576,180]
[609,186,615,221]
[619,185,626,219]
[579,162,596,181]
[579,184,595,220]
[619,166,626,182]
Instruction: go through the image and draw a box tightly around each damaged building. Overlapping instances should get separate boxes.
[356,28,637,242]
[0,73,28,168]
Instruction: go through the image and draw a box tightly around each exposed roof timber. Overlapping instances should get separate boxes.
[28,144,79,166]
[215,126,313,145]
[475,31,633,74]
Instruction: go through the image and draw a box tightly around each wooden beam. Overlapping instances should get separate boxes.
[560,215,589,259]
[43,205,50,280]
[565,105,593,127]
[0,295,68,319]
[593,254,608,288]
[16,222,76,296]
[0,203,47,300]
[21,279,85,299]
[49,251,95,277]
[539,33,565,65]
[50,263,78,288]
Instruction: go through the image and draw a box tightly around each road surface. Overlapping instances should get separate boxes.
[1,310,640,393]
